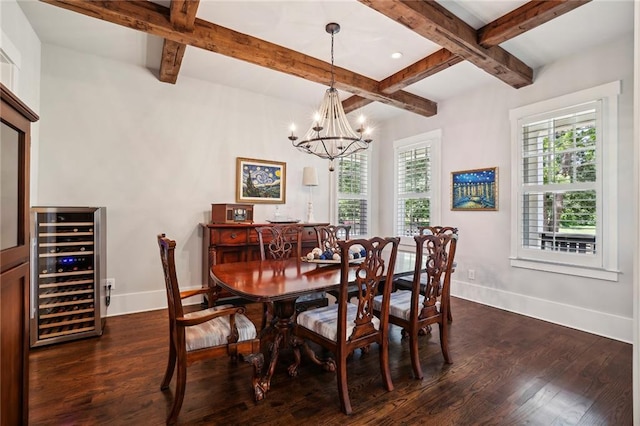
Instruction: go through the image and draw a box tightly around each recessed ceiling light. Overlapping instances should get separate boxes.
[391,52,403,59]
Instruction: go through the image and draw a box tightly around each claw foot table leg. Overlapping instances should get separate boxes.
[244,352,266,401]
[289,336,336,373]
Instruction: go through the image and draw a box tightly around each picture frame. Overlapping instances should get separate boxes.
[451,167,498,211]
[236,157,286,204]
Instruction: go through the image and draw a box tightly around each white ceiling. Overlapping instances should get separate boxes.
[17,0,635,122]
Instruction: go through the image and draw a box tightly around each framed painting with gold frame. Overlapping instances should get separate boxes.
[236,157,286,204]
[451,167,498,211]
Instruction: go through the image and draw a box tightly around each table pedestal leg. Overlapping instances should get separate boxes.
[252,298,296,401]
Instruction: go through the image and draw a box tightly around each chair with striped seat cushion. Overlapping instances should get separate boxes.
[158,234,262,425]
[183,304,258,351]
[394,226,457,323]
[293,236,399,415]
[374,232,457,380]
[379,289,441,322]
[256,225,328,328]
[295,302,380,342]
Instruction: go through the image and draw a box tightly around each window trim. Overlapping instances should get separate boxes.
[393,130,441,246]
[330,150,371,237]
[509,81,620,281]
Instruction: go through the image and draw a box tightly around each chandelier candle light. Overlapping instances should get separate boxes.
[288,23,372,172]
[302,166,319,223]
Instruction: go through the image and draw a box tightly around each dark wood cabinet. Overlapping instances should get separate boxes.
[0,83,38,426]
[200,222,327,300]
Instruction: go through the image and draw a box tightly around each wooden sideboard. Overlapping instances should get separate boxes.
[200,222,328,301]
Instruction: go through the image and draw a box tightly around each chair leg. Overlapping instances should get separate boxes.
[336,354,352,415]
[408,328,424,380]
[439,321,452,364]
[167,357,187,425]
[161,340,177,390]
[379,337,394,391]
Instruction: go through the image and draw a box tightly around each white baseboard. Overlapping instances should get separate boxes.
[104,287,203,317]
[453,279,633,343]
[104,281,633,343]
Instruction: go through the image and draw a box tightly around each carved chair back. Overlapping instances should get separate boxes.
[418,225,458,237]
[413,232,458,320]
[158,235,184,327]
[336,237,399,343]
[314,225,351,251]
[414,226,458,321]
[255,225,303,260]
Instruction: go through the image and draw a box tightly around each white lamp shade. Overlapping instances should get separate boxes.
[302,167,319,186]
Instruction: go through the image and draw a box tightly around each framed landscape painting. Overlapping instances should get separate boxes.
[451,167,498,211]
[236,157,286,204]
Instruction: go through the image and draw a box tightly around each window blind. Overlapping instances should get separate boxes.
[520,104,598,255]
[337,153,368,236]
[396,145,431,236]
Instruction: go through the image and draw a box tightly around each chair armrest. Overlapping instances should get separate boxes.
[179,288,211,299]
[176,306,247,327]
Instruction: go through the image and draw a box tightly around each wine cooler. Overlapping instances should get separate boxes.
[30,207,107,347]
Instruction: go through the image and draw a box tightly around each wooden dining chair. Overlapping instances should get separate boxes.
[255,225,327,327]
[255,224,303,261]
[314,224,351,251]
[374,232,457,380]
[314,225,357,303]
[395,226,458,323]
[157,234,262,425]
[293,236,400,415]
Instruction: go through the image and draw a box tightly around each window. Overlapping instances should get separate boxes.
[335,152,369,237]
[510,81,619,280]
[394,130,441,245]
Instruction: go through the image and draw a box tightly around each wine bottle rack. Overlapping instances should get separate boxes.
[30,207,106,347]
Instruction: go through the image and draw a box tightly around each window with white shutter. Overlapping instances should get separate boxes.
[510,82,620,280]
[394,130,441,245]
[336,152,369,236]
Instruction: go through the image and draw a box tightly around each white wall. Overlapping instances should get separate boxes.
[377,34,635,342]
[0,0,41,201]
[36,44,330,315]
[0,0,40,110]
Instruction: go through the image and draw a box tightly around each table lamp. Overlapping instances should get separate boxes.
[302,166,319,223]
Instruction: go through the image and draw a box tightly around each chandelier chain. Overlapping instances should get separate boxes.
[330,30,335,89]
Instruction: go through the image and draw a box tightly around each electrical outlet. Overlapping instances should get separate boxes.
[105,278,115,290]
[468,269,475,280]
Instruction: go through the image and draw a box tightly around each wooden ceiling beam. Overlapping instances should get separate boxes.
[379,48,463,94]
[478,0,591,47]
[358,0,533,89]
[343,48,462,113]
[169,0,199,30]
[159,0,200,84]
[158,40,187,84]
[344,0,589,114]
[40,0,437,117]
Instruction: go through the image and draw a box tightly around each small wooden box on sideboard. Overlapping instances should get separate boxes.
[211,203,254,224]
[200,222,328,301]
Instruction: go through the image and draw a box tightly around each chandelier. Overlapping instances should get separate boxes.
[288,23,372,171]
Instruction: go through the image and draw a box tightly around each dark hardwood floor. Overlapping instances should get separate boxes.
[29,298,632,425]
